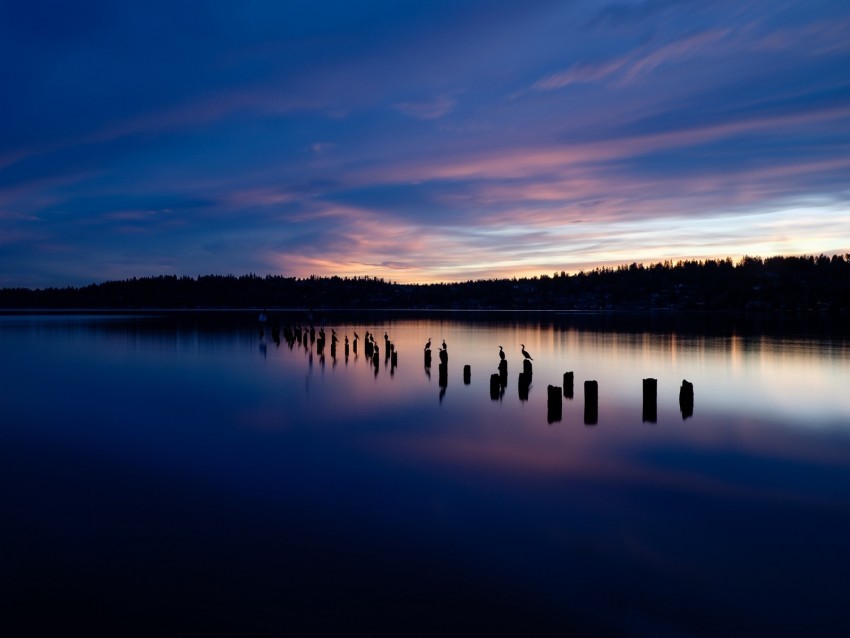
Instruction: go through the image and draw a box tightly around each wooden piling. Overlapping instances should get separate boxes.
[523,359,533,376]
[584,380,598,425]
[518,372,531,401]
[563,371,574,399]
[490,373,501,400]
[498,360,508,387]
[679,379,694,420]
[463,364,471,384]
[643,378,657,423]
[547,385,562,423]
[424,349,432,367]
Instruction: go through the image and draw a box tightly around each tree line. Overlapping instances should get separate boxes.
[2,254,849,312]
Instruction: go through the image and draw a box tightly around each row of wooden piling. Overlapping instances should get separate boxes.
[471,356,695,423]
[282,326,695,422]
[545,376,694,424]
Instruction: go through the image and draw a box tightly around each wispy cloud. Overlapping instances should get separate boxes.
[393,93,458,120]
[533,29,731,91]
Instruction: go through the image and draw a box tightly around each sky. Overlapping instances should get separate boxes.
[1,0,849,287]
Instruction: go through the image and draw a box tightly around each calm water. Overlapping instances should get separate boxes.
[2,311,850,636]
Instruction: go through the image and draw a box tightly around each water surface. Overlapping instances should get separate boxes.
[2,311,849,636]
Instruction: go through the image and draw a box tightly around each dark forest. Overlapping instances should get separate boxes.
[2,254,849,312]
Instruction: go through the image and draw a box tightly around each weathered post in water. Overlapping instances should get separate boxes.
[563,371,574,399]
[523,359,533,377]
[679,379,694,420]
[424,348,432,367]
[547,385,562,423]
[643,378,657,423]
[498,360,508,387]
[490,373,501,400]
[518,372,531,401]
[584,380,598,425]
[439,362,448,388]
[463,364,471,385]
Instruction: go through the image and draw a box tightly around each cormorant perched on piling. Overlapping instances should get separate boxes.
[425,338,431,351]
[498,346,505,361]
[521,344,533,361]
[442,339,447,351]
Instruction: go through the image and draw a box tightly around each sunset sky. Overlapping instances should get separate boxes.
[2,0,849,287]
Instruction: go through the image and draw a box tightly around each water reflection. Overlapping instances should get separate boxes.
[2,312,850,635]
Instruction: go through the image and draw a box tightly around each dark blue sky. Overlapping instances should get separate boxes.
[2,0,849,286]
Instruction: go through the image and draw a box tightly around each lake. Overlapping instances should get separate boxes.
[2,311,850,636]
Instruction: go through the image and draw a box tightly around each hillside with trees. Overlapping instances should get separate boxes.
[2,255,849,313]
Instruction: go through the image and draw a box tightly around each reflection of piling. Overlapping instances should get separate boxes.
[563,371,574,399]
[490,374,501,400]
[642,378,657,423]
[438,362,448,388]
[463,364,471,385]
[584,380,598,425]
[518,372,531,401]
[498,360,508,387]
[679,379,694,420]
[547,385,562,423]
[424,349,432,367]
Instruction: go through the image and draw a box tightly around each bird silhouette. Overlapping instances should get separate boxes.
[498,345,505,361]
[442,339,447,350]
[521,344,533,360]
[425,337,431,351]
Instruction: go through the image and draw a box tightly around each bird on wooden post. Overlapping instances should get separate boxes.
[521,344,533,361]
[425,337,431,351]
[498,346,505,361]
